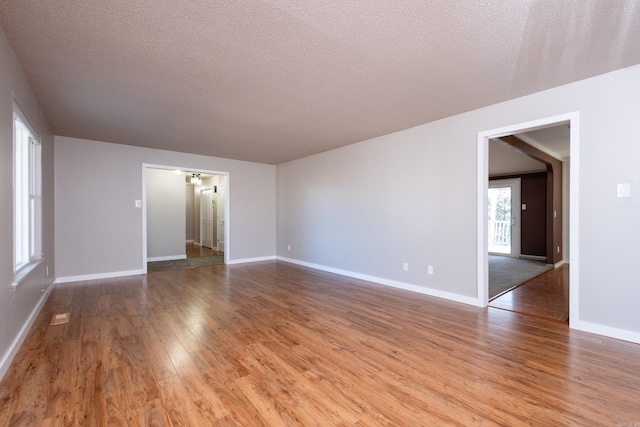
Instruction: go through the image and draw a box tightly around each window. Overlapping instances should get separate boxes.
[13,107,41,273]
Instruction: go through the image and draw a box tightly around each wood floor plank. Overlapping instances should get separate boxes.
[1,261,639,425]
[186,243,223,258]
[490,264,569,321]
[157,375,206,426]
[125,397,173,427]
[244,342,359,426]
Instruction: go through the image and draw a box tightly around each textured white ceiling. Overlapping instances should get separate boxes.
[1,1,639,164]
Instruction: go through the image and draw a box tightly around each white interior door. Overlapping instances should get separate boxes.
[201,189,214,248]
[216,184,225,252]
[488,178,521,257]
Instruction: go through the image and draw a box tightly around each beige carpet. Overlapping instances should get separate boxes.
[489,255,551,299]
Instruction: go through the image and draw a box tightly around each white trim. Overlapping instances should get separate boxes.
[477,135,489,305]
[142,163,231,271]
[554,260,567,268]
[147,255,187,262]
[11,259,43,290]
[227,255,276,265]
[568,115,580,328]
[186,239,194,243]
[13,106,43,275]
[477,112,580,328]
[278,256,482,307]
[12,97,40,140]
[0,281,54,381]
[142,166,148,273]
[574,321,640,345]
[55,269,145,284]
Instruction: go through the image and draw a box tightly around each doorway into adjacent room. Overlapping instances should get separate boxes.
[143,165,229,272]
[478,113,577,325]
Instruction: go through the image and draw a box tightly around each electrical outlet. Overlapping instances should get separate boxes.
[428,266,434,275]
[403,263,409,271]
[287,245,291,251]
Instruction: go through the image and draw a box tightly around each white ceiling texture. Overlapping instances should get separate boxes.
[1,1,639,164]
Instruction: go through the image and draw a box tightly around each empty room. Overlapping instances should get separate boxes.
[1,1,640,425]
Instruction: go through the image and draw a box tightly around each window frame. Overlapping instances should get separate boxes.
[13,102,42,276]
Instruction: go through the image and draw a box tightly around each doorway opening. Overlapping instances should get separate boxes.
[142,164,229,273]
[477,112,579,327]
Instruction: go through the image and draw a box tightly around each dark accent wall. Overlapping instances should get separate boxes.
[490,172,546,257]
[495,136,563,264]
[521,173,547,256]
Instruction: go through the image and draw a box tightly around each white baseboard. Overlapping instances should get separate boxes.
[573,320,640,345]
[554,259,567,268]
[276,256,482,307]
[227,255,276,265]
[276,258,638,345]
[55,269,145,284]
[186,239,194,243]
[147,255,187,262]
[0,281,55,381]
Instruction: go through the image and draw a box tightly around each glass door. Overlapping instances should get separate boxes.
[488,178,521,256]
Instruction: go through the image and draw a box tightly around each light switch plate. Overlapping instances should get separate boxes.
[617,183,631,198]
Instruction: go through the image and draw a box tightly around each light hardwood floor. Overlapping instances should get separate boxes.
[186,243,223,258]
[490,264,569,322]
[1,261,639,425]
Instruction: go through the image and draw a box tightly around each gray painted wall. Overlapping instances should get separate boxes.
[277,64,640,341]
[55,136,276,279]
[0,30,56,379]
[146,168,186,260]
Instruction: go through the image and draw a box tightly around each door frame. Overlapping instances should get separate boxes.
[476,112,579,328]
[142,163,230,272]
[488,178,521,257]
